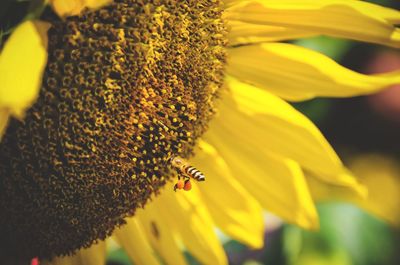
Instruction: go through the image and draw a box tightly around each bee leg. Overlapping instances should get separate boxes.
[174,174,185,192]
[176,170,182,179]
[183,178,192,191]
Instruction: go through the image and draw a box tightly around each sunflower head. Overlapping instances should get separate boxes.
[0,0,227,260]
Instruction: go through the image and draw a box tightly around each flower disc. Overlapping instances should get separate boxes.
[0,0,226,260]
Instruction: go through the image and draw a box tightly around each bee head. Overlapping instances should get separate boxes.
[169,156,184,167]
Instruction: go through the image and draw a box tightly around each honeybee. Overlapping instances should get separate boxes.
[169,156,205,191]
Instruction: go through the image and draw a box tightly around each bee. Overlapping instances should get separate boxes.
[169,156,205,191]
[169,156,206,181]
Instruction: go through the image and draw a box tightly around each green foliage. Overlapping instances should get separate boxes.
[284,203,399,265]
[0,0,46,46]
[294,36,351,61]
[184,251,202,265]
[0,0,29,36]
[107,248,133,265]
[292,99,332,124]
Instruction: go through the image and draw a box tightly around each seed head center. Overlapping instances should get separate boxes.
[0,0,227,260]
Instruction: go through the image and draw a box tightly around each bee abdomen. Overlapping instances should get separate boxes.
[185,166,205,181]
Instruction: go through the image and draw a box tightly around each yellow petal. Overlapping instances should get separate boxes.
[222,77,343,176]
[77,0,113,9]
[228,21,315,46]
[227,43,400,101]
[161,188,228,265]
[49,0,82,17]
[193,140,264,248]
[113,218,160,265]
[205,125,318,229]
[310,169,367,199]
[225,0,241,7]
[308,154,400,227]
[0,20,49,121]
[216,78,365,195]
[136,199,188,265]
[227,0,400,47]
[0,109,10,141]
[49,0,112,18]
[42,241,106,265]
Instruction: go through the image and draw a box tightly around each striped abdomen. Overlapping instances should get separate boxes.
[184,166,205,181]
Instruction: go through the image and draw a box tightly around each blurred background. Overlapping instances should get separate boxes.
[108,0,400,264]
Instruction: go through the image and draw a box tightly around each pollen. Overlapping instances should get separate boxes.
[0,0,227,261]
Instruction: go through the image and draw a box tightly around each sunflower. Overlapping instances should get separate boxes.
[0,0,399,264]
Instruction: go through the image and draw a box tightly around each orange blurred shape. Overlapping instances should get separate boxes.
[31,257,39,265]
[367,51,400,122]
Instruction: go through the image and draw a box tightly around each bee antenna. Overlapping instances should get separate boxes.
[167,155,175,164]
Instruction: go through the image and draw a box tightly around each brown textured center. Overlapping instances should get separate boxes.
[0,0,227,260]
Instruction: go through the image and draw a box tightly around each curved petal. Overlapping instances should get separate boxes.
[164,189,228,265]
[113,218,161,265]
[225,0,242,7]
[221,77,342,175]
[42,241,106,265]
[308,168,367,199]
[227,0,400,47]
[136,201,187,265]
[205,126,319,229]
[216,77,365,197]
[0,20,49,133]
[227,43,400,101]
[136,189,227,265]
[228,21,315,46]
[49,0,112,18]
[193,140,264,248]
[0,109,9,141]
[308,154,400,227]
